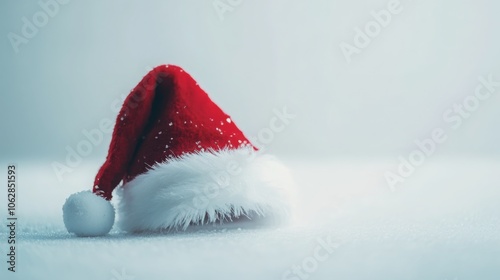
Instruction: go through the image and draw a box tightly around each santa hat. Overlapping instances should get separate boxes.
[62,65,295,236]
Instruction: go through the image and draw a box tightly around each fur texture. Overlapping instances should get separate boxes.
[115,148,296,232]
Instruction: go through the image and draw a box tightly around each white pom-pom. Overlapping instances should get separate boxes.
[63,191,115,237]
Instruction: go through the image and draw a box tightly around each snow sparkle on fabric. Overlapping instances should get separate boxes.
[94,65,254,200]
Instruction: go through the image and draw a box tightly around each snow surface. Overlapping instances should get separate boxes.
[1,158,499,280]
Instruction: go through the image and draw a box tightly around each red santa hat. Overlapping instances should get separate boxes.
[62,65,295,236]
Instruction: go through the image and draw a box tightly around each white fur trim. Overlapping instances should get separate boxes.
[115,148,296,232]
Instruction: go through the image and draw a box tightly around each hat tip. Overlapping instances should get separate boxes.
[150,64,184,73]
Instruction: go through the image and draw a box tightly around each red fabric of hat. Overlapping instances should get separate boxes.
[93,65,254,200]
